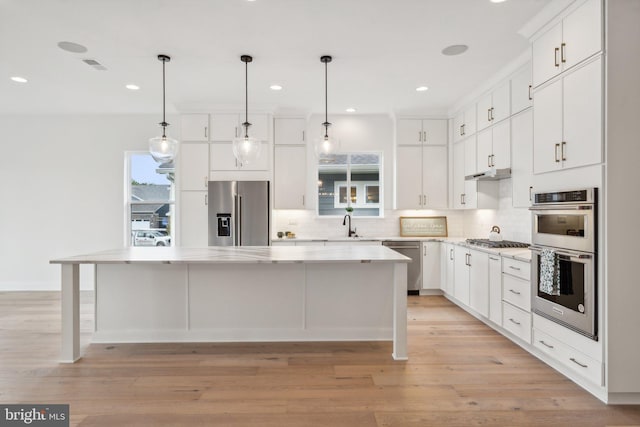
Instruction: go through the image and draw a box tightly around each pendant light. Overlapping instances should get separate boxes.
[149,54,179,163]
[314,55,340,158]
[232,55,262,165]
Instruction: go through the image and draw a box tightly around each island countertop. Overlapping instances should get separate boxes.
[50,245,412,265]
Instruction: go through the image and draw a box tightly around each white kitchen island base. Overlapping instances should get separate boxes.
[52,246,409,362]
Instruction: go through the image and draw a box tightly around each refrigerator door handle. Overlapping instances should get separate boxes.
[237,194,243,246]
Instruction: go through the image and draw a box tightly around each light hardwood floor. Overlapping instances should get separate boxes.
[1,292,639,427]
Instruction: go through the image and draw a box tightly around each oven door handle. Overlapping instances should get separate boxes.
[529,245,592,260]
[528,205,592,211]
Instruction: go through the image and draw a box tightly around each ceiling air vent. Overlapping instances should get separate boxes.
[82,59,107,71]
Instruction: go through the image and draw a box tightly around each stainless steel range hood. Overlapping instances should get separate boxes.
[465,167,511,181]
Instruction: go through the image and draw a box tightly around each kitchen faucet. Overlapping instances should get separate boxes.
[343,214,357,237]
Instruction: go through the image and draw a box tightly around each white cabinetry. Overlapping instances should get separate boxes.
[180,114,209,141]
[468,250,489,318]
[453,105,477,143]
[511,65,533,115]
[421,242,441,290]
[210,142,269,171]
[453,246,470,305]
[396,119,447,209]
[476,120,510,172]
[477,81,510,131]
[511,109,534,207]
[488,255,502,325]
[179,143,209,191]
[533,57,602,174]
[180,191,208,247]
[452,140,498,210]
[274,118,307,209]
[501,257,532,343]
[532,0,602,88]
[210,113,270,142]
[442,243,455,296]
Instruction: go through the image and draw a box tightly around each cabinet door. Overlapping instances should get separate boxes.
[453,247,470,305]
[210,143,239,170]
[452,141,466,209]
[440,244,448,292]
[491,81,511,124]
[396,146,423,209]
[532,22,562,87]
[464,105,477,136]
[463,180,478,210]
[469,250,489,318]
[422,119,448,145]
[476,128,493,172]
[445,244,455,295]
[274,146,306,209]
[397,119,423,145]
[274,118,306,145]
[180,114,209,141]
[180,191,209,247]
[210,114,240,141]
[238,142,270,171]
[476,93,493,131]
[248,114,270,142]
[511,110,534,207]
[179,143,209,191]
[422,242,441,290]
[491,120,511,170]
[533,78,563,174]
[453,113,465,143]
[511,65,533,115]
[562,58,602,170]
[488,255,502,325]
[464,136,477,176]
[422,146,447,209]
[562,0,602,72]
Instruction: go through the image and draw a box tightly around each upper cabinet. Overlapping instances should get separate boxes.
[532,0,602,88]
[511,64,533,115]
[477,80,510,131]
[396,119,448,209]
[452,105,477,143]
[533,57,602,174]
[179,142,209,191]
[180,114,209,141]
[274,118,307,209]
[476,120,510,172]
[274,118,306,145]
[210,113,270,142]
[397,119,447,145]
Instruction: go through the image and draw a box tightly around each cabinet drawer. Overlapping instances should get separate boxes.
[502,302,531,343]
[502,274,531,312]
[532,313,602,361]
[502,257,530,280]
[533,329,603,386]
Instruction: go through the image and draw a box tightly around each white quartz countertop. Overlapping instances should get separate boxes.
[50,246,412,265]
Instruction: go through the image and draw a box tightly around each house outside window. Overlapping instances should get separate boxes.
[317,153,382,217]
[125,152,175,246]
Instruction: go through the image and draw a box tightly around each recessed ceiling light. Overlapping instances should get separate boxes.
[57,41,88,53]
[270,84,283,91]
[346,108,356,113]
[10,76,28,83]
[126,84,140,91]
[442,44,469,56]
[416,86,429,92]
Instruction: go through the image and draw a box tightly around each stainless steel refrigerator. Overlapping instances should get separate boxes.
[208,181,270,246]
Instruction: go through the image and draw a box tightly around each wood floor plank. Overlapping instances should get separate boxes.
[1,292,639,427]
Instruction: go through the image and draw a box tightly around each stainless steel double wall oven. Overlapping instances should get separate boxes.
[529,188,598,340]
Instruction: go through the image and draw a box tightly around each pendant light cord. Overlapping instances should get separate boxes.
[244,59,249,138]
[324,60,328,138]
[162,57,167,138]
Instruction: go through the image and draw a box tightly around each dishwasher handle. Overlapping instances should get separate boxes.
[384,245,420,250]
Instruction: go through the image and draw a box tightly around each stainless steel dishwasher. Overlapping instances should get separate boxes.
[383,241,421,295]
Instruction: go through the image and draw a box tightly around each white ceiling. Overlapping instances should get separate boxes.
[0,0,550,116]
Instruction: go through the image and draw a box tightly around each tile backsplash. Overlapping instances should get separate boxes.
[273,179,531,242]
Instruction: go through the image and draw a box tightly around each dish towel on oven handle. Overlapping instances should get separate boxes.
[540,248,560,296]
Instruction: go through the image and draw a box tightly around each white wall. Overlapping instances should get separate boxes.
[0,114,172,290]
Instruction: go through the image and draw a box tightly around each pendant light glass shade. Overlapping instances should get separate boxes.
[233,55,261,165]
[149,54,179,163]
[315,55,339,158]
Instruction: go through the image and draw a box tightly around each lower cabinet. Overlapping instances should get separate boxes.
[468,250,489,317]
[180,191,208,247]
[453,246,471,305]
[441,243,455,295]
[488,255,502,325]
[422,242,441,290]
[502,301,532,343]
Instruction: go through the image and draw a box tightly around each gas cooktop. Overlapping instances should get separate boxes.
[465,239,530,249]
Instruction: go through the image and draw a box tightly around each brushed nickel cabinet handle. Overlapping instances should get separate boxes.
[570,357,588,368]
[529,186,533,201]
[561,141,567,161]
[302,130,305,142]
[418,131,422,142]
[509,318,521,326]
[204,194,208,206]
[490,107,494,121]
[509,289,521,295]
[509,265,521,271]
[488,155,492,168]
[450,249,454,260]
[204,126,208,138]
[491,154,495,167]
[461,124,465,136]
[554,47,560,67]
[539,340,554,349]
[528,85,533,101]
[555,143,560,163]
[561,42,566,63]
[487,108,491,122]
[489,256,499,261]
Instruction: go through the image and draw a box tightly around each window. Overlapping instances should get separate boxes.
[125,152,175,246]
[317,153,382,217]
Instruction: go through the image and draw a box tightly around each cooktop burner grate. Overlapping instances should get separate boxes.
[465,239,530,248]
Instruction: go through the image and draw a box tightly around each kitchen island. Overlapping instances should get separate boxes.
[51,246,410,363]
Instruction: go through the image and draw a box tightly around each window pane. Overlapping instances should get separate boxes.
[130,204,174,246]
[366,186,379,203]
[318,162,348,216]
[350,156,380,217]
